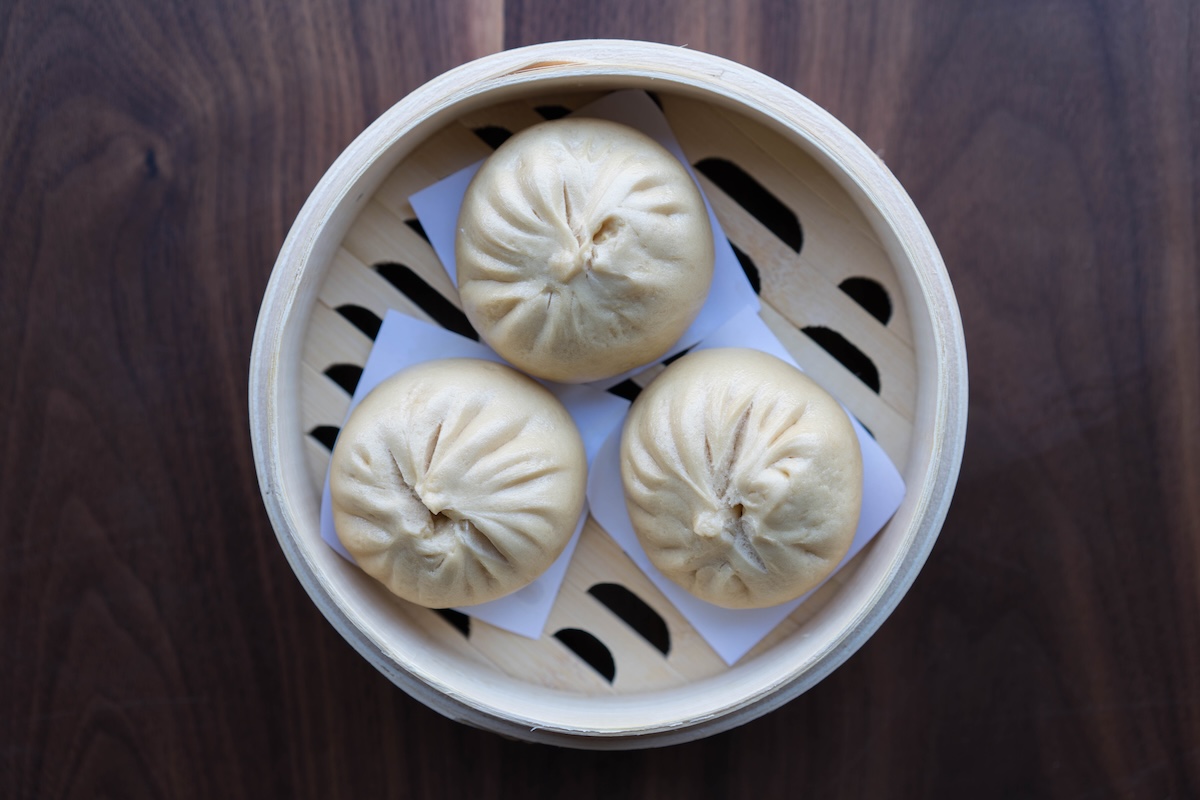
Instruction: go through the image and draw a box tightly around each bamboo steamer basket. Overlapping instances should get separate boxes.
[249,40,967,749]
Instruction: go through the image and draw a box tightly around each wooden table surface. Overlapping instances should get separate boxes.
[3,1,1197,797]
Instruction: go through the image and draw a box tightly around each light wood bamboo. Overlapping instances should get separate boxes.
[249,40,968,749]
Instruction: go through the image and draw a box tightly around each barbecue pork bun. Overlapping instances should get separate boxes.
[620,348,863,609]
[456,117,714,383]
[330,358,587,607]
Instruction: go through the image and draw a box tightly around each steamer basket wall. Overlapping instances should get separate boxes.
[249,40,968,749]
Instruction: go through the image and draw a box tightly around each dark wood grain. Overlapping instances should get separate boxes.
[2,0,1197,797]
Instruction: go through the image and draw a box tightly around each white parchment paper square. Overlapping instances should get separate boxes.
[319,310,629,639]
[586,307,907,665]
[409,89,761,390]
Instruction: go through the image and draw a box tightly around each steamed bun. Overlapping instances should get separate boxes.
[330,358,587,608]
[456,117,715,383]
[620,348,863,609]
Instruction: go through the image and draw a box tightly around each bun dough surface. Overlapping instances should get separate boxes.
[456,117,715,383]
[330,358,587,608]
[620,348,863,609]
